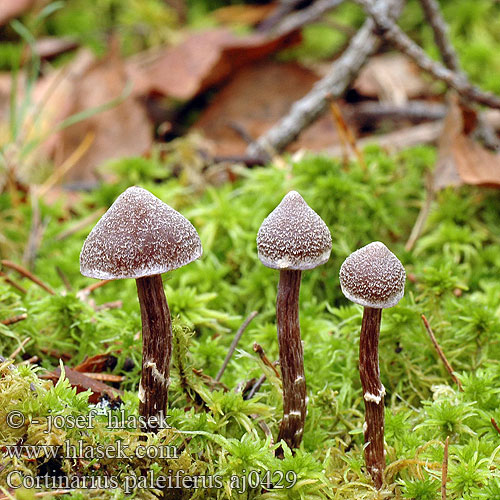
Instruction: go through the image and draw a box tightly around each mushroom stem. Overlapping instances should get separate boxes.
[136,274,171,432]
[359,306,385,489]
[276,269,306,456]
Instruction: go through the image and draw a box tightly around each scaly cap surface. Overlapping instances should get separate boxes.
[80,186,202,279]
[257,191,332,270]
[339,241,405,309]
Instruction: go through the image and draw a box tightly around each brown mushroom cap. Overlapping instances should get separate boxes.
[257,191,332,271]
[80,186,202,280]
[339,241,405,309]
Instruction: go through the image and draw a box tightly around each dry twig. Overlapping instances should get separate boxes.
[216,310,258,382]
[327,97,365,168]
[192,368,229,391]
[272,0,345,37]
[9,337,30,359]
[350,100,446,125]
[247,0,404,159]
[491,417,500,436]
[23,193,46,271]
[55,266,73,291]
[405,174,435,251]
[55,208,105,241]
[358,0,500,109]
[245,374,267,400]
[76,279,112,300]
[418,0,460,72]
[418,0,500,150]
[1,260,55,295]
[253,343,280,378]
[1,313,28,326]
[82,372,125,383]
[19,355,39,365]
[0,271,27,294]
[421,314,463,391]
[95,300,122,311]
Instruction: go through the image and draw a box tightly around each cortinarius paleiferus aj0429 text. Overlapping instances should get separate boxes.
[257,191,332,456]
[80,186,202,431]
[339,241,405,489]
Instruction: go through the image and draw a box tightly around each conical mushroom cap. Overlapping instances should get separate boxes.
[80,186,202,280]
[339,241,405,309]
[257,191,332,270]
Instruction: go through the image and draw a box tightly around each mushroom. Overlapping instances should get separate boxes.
[80,186,202,431]
[339,241,405,489]
[257,191,332,455]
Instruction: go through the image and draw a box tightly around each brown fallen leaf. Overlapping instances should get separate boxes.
[55,46,152,185]
[354,53,432,104]
[127,27,301,101]
[434,94,500,190]
[23,36,79,62]
[213,4,277,26]
[193,60,341,156]
[1,46,151,187]
[73,353,117,374]
[0,0,35,27]
[44,366,122,404]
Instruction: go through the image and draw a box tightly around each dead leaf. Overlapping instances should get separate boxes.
[434,94,500,189]
[0,0,35,27]
[24,36,79,62]
[325,121,443,158]
[213,4,277,26]
[127,28,301,101]
[192,60,341,156]
[46,366,122,404]
[73,353,117,373]
[354,54,432,104]
[1,47,152,186]
[54,47,152,185]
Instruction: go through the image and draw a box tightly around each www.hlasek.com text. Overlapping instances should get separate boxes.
[3,439,178,461]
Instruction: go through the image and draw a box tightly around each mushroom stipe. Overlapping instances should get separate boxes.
[359,306,384,490]
[339,241,405,489]
[276,269,306,454]
[136,275,172,423]
[257,191,332,456]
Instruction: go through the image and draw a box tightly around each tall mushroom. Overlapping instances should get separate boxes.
[339,241,405,489]
[80,186,202,431]
[257,191,332,454]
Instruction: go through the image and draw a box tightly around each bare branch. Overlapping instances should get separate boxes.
[273,0,345,37]
[418,0,460,72]
[351,100,446,124]
[258,0,310,32]
[418,1,500,151]
[358,0,500,109]
[247,0,405,159]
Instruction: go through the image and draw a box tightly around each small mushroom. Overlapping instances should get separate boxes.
[257,191,332,455]
[80,186,202,431]
[339,241,405,489]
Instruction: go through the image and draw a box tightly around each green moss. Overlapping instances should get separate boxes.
[2,146,500,498]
